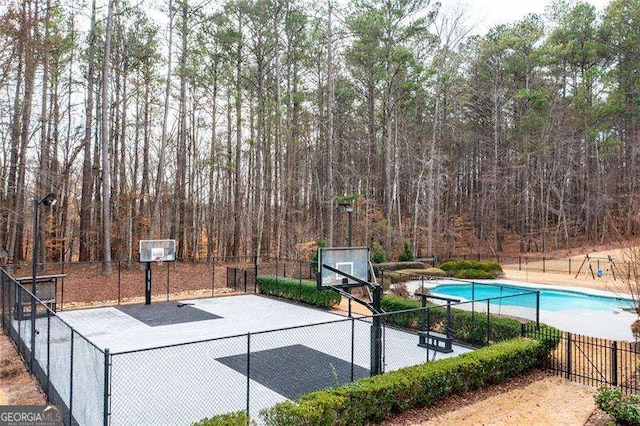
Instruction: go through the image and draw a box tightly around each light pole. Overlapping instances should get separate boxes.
[338,201,353,247]
[338,200,354,317]
[31,192,56,373]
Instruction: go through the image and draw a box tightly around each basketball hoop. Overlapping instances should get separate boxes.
[156,256,163,267]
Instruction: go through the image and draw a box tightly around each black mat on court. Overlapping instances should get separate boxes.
[216,344,369,400]
[116,301,221,327]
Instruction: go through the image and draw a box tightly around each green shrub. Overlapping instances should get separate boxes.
[398,241,416,262]
[261,338,546,425]
[380,295,424,328]
[371,240,387,264]
[381,295,519,344]
[192,411,254,426]
[372,262,425,272]
[595,386,640,425]
[257,276,341,308]
[438,260,502,279]
[455,269,496,279]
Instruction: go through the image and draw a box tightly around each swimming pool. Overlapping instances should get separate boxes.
[429,283,635,312]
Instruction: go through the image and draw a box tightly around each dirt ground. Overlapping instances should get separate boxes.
[0,247,627,424]
[0,331,45,406]
[381,370,602,426]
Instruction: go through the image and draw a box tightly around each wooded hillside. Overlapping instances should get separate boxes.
[1,0,639,267]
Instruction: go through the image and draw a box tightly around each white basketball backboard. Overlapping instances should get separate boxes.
[139,240,177,263]
[317,247,370,289]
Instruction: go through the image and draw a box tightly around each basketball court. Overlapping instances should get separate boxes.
[6,243,473,424]
[49,294,472,424]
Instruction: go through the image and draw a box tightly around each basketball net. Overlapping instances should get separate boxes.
[156,256,163,267]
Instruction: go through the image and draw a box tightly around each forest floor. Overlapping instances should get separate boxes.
[1,242,632,424]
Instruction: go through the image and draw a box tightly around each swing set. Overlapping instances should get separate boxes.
[574,254,620,281]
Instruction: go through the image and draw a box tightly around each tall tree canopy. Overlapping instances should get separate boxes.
[1,0,639,268]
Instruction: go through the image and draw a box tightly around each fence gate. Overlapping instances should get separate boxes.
[525,325,640,394]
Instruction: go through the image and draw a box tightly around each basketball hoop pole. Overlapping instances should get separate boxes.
[321,263,383,376]
[370,284,383,376]
[145,262,152,305]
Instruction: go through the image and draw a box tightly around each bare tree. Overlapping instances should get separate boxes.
[100,0,116,274]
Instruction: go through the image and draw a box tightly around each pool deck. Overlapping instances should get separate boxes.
[502,268,635,296]
[502,269,638,341]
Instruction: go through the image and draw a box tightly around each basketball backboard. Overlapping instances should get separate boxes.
[317,247,370,289]
[139,239,177,263]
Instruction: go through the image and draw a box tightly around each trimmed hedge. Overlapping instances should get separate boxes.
[380,294,524,345]
[261,338,548,425]
[595,387,640,425]
[372,261,425,273]
[257,276,342,308]
[192,411,254,426]
[439,260,503,279]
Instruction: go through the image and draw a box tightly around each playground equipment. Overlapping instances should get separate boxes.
[574,254,619,281]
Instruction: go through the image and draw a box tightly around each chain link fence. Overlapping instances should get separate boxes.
[106,289,540,425]
[1,268,107,425]
[2,265,541,425]
[5,257,261,310]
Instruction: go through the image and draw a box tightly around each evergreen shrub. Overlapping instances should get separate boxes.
[257,276,341,308]
[261,338,548,425]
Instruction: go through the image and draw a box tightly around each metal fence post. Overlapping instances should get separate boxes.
[536,291,540,329]
[17,286,21,344]
[46,309,51,401]
[518,256,521,271]
[104,348,110,426]
[471,283,475,318]
[69,329,74,425]
[30,290,36,373]
[351,318,355,382]
[486,299,490,345]
[246,333,251,421]
[568,258,571,275]
[610,342,618,387]
[61,271,65,311]
[543,257,546,273]
[166,262,170,301]
[566,332,572,380]
[212,257,216,297]
[117,262,121,306]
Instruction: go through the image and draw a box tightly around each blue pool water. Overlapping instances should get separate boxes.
[430,283,635,312]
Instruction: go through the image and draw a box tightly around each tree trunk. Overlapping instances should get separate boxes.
[100,0,116,274]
